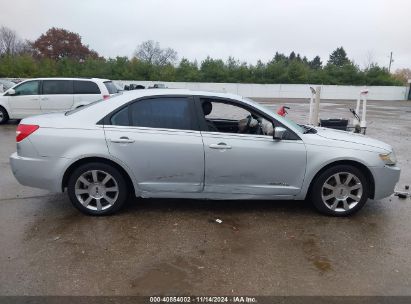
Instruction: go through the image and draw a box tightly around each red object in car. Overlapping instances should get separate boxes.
[277,106,289,117]
[103,95,110,100]
[16,124,39,142]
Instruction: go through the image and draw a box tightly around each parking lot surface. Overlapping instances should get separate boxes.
[0,99,410,296]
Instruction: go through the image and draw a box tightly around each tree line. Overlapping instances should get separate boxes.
[0,26,407,86]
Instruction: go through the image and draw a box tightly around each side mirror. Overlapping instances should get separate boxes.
[273,126,287,140]
[6,88,16,96]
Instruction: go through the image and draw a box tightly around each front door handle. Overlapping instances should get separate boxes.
[41,97,49,101]
[110,136,135,144]
[209,143,232,150]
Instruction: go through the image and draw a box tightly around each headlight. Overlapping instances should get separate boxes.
[379,151,397,166]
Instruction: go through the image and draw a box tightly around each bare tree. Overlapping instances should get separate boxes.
[393,68,411,85]
[0,26,31,56]
[363,51,376,70]
[0,26,18,55]
[134,40,177,66]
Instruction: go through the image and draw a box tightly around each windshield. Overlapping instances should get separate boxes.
[243,97,305,133]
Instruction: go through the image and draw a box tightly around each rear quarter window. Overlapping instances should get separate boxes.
[74,81,101,94]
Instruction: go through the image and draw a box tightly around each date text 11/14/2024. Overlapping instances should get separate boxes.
[149,296,257,303]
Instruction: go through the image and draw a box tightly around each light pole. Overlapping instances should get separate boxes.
[388,52,394,73]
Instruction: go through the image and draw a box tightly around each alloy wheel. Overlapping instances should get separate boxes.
[321,172,363,212]
[74,170,119,211]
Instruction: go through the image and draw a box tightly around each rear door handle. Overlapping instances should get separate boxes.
[110,136,135,144]
[41,97,49,101]
[209,143,232,150]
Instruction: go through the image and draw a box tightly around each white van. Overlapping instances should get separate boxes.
[0,78,119,124]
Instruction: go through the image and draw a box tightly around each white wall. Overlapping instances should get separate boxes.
[115,80,409,101]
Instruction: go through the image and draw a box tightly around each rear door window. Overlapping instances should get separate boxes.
[74,81,101,94]
[42,80,73,95]
[129,97,196,131]
[104,81,119,94]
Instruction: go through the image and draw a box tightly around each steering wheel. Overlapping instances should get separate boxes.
[244,115,263,135]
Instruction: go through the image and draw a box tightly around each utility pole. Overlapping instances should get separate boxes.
[388,52,394,73]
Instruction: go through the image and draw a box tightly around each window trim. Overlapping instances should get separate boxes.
[193,95,301,140]
[101,95,201,132]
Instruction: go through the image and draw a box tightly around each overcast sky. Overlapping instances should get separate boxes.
[1,0,410,69]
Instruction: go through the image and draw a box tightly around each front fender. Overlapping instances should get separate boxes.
[296,144,380,200]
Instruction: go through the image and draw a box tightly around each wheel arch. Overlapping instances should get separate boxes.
[62,156,136,196]
[306,160,375,200]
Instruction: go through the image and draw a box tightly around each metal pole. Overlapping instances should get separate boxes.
[388,52,393,73]
[360,91,368,129]
[312,86,321,126]
[308,96,314,124]
[308,87,316,125]
[353,97,361,126]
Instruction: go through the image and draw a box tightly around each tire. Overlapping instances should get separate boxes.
[310,165,369,216]
[67,162,128,215]
[0,107,9,124]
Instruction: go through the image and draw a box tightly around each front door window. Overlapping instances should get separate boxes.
[13,81,40,96]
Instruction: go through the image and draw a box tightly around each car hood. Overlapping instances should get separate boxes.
[313,127,392,152]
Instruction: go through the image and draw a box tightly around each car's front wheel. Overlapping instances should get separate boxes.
[67,162,128,215]
[311,165,369,216]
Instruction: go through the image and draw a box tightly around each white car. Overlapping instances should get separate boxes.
[0,78,119,124]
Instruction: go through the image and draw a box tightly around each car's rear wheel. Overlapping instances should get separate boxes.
[311,165,369,216]
[67,163,128,215]
[0,107,9,124]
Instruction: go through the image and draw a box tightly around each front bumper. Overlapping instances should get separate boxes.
[9,152,64,192]
[370,165,401,200]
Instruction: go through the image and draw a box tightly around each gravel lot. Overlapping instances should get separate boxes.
[0,98,410,296]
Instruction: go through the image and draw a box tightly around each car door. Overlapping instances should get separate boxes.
[104,96,205,193]
[40,80,74,113]
[197,97,307,197]
[7,80,41,118]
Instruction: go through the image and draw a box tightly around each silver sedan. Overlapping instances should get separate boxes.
[10,89,400,216]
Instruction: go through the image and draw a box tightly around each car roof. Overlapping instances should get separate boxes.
[20,77,111,82]
[72,89,254,121]
[116,88,245,102]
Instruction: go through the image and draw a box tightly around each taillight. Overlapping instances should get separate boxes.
[103,95,110,100]
[16,124,39,142]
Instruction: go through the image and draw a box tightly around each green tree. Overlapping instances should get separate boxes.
[176,58,200,81]
[200,57,227,82]
[328,47,349,67]
[309,56,322,70]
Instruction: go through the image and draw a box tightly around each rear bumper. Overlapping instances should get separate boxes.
[370,165,401,200]
[9,152,63,192]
